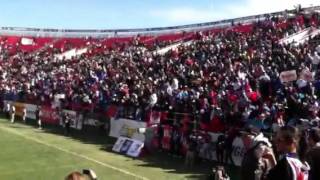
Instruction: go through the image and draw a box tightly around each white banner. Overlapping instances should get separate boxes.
[300,69,314,82]
[231,137,246,166]
[3,100,12,112]
[112,136,127,153]
[84,118,100,127]
[112,136,144,157]
[109,118,147,142]
[24,104,38,120]
[126,140,144,157]
[3,101,38,120]
[280,70,297,83]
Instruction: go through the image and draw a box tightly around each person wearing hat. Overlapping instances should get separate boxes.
[306,128,320,180]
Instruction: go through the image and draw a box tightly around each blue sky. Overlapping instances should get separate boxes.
[0,0,319,29]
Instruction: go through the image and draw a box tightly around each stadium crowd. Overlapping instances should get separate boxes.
[1,9,320,180]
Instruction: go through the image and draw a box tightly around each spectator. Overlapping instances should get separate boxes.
[22,107,27,123]
[266,126,309,180]
[241,133,273,180]
[306,128,320,180]
[36,107,42,129]
[65,171,85,180]
[185,137,197,167]
[10,105,15,123]
[216,134,226,164]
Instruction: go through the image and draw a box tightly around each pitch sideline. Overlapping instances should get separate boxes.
[0,122,149,180]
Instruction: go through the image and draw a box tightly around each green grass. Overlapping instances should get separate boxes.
[0,117,227,180]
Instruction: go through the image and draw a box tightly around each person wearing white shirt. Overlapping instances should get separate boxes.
[22,107,27,123]
[10,106,15,123]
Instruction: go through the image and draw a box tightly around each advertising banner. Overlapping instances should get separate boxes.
[83,113,101,127]
[40,106,60,125]
[24,104,38,120]
[109,118,146,142]
[112,136,144,157]
[112,136,127,153]
[280,70,297,83]
[62,110,83,130]
[300,69,314,82]
[13,102,25,117]
[161,125,172,151]
[231,137,246,166]
[126,140,144,157]
[3,100,12,112]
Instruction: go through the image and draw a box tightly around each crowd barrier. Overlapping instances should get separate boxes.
[2,100,248,166]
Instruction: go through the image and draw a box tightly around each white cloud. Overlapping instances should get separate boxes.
[150,0,320,25]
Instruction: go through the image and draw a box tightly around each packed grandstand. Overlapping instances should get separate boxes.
[1,5,320,180]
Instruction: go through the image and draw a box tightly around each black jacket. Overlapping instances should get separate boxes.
[306,144,320,180]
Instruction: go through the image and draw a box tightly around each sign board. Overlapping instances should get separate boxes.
[13,102,25,117]
[62,110,83,130]
[24,104,38,120]
[40,106,60,125]
[126,140,144,157]
[231,137,246,166]
[112,136,127,152]
[3,100,12,112]
[280,70,297,83]
[300,69,314,82]
[109,118,147,142]
[112,136,144,157]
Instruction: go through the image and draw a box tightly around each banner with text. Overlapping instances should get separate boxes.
[112,136,144,157]
[40,106,60,125]
[109,118,147,142]
[62,110,83,130]
[13,102,25,117]
[24,104,38,120]
[280,70,297,83]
